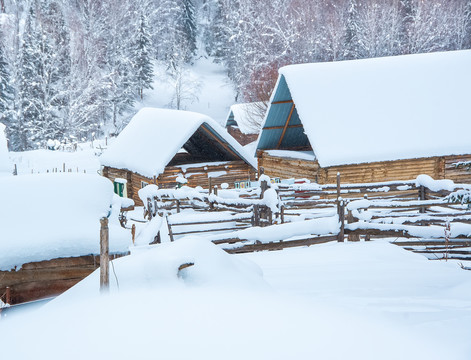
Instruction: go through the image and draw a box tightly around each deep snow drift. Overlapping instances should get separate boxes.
[2,238,469,359]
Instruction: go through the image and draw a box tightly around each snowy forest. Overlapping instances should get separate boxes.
[0,0,470,151]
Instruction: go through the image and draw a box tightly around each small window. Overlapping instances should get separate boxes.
[141,181,148,188]
[114,181,125,197]
[113,178,127,197]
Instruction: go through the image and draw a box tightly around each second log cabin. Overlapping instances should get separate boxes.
[256,50,471,184]
[100,108,257,206]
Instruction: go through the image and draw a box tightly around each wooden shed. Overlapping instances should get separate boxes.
[101,108,257,206]
[225,102,264,146]
[256,50,471,184]
[0,174,130,305]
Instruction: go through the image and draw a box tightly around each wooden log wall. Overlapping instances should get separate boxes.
[258,151,471,184]
[0,254,124,305]
[104,161,256,207]
[444,155,471,183]
[258,152,319,181]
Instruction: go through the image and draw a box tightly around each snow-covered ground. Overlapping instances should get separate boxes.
[2,238,470,359]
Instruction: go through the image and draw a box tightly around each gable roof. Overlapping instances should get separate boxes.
[100,108,257,178]
[257,50,471,167]
[225,102,264,135]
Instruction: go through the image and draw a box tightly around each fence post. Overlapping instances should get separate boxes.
[100,217,109,293]
[337,199,345,242]
[176,199,180,213]
[419,185,426,213]
[253,204,260,226]
[213,185,218,196]
[131,224,136,245]
[336,172,341,214]
[209,177,212,194]
[147,198,153,220]
[167,215,174,242]
[13,164,17,176]
[5,286,11,305]
[347,210,360,241]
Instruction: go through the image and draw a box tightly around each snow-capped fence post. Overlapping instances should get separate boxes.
[13,164,17,175]
[100,217,110,292]
[336,172,341,214]
[213,185,218,196]
[337,200,345,242]
[5,286,11,305]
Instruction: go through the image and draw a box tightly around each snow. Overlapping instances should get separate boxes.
[265,149,316,161]
[0,122,11,175]
[137,57,237,124]
[2,238,469,359]
[416,174,455,192]
[211,215,340,245]
[278,50,471,167]
[0,173,131,270]
[100,107,256,178]
[226,102,264,134]
[9,146,101,175]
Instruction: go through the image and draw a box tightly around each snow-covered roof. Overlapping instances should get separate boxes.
[226,102,264,135]
[100,108,256,178]
[257,50,471,167]
[0,122,11,175]
[0,173,130,270]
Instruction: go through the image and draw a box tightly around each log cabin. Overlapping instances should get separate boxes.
[225,102,264,146]
[0,174,130,305]
[100,108,257,206]
[256,50,471,184]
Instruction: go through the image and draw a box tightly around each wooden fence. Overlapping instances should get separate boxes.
[140,174,471,261]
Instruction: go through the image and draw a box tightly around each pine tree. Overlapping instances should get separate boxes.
[0,31,14,128]
[181,0,197,61]
[17,6,45,150]
[133,14,154,100]
[344,0,359,60]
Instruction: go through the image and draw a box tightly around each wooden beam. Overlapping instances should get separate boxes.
[271,100,293,105]
[276,103,296,149]
[263,124,303,130]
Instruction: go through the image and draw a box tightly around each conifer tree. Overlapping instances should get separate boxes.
[0,31,14,128]
[133,14,154,100]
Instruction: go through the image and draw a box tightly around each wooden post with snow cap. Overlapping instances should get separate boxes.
[213,185,218,196]
[5,286,11,305]
[100,217,110,292]
[336,173,345,242]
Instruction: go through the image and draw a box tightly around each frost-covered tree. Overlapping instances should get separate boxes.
[0,31,14,127]
[17,6,45,150]
[133,13,154,100]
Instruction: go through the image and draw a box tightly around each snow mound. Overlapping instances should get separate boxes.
[1,239,451,360]
[53,237,268,303]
